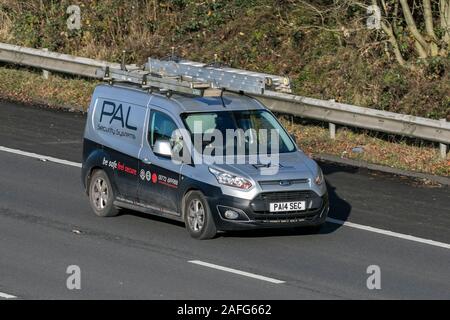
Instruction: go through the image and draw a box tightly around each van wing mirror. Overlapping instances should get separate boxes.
[154,139,172,157]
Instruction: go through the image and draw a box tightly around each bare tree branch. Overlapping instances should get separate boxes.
[380,20,408,66]
[399,0,430,52]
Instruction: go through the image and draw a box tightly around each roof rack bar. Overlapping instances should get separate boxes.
[96,67,215,96]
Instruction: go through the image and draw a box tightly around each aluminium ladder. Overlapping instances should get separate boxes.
[95,57,291,97]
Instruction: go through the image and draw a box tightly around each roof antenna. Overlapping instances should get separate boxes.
[220,89,226,108]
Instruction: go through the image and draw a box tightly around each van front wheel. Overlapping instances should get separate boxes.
[88,170,119,217]
[184,191,217,240]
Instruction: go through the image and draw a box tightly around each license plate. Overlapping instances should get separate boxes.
[270,201,306,212]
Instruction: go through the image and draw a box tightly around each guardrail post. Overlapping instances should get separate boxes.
[439,119,448,160]
[329,123,336,139]
[440,144,447,160]
[42,48,50,79]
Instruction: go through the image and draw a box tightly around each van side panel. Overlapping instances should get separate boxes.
[82,85,150,200]
[82,139,121,196]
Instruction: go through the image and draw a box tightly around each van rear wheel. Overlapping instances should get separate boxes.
[184,191,217,240]
[89,170,119,217]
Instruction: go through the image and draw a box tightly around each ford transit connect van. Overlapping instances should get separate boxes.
[82,84,329,239]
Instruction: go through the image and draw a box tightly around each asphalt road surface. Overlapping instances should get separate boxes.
[0,100,449,299]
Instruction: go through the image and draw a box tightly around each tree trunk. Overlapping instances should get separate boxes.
[423,0,439,56]
[399,0,430,56]
[381,21,407,66]
[440,0,450,46]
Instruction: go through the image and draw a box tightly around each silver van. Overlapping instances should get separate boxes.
[82,84,329,239]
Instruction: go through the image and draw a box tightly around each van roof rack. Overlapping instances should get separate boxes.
[95,57,291,97]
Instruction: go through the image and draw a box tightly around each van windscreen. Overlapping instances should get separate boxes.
[181,110,296,155]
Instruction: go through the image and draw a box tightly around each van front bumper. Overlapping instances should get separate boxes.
[206,190,329,231]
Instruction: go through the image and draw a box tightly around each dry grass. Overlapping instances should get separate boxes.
[0,66,95,110]
[0,6,12,41]
[280,118,449,177]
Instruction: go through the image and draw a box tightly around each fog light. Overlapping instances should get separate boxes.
[224,210,240,220]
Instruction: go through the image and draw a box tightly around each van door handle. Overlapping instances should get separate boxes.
[142,158,152,165]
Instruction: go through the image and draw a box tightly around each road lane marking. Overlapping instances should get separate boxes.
[41,140,82,145]
[0,292,17,299]
[1,145,449,251]
[188,260,285,284]
[327,217,450,250]
[0,146,81,168]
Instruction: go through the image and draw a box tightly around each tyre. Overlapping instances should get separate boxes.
[183,191,217,240]
[88,170,119,217]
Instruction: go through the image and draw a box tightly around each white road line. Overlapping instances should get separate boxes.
[327,217,450,250]
[0,292,17,299]
[0,146,81,168]
[1,145,449,251]
[188,260,285,284]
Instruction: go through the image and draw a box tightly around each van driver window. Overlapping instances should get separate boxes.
[148,110,178,149]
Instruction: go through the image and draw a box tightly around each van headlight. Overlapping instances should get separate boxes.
[314,168,324,185]
[209,167,253,190]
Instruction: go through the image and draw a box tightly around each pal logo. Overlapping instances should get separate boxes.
[100,100,137,131]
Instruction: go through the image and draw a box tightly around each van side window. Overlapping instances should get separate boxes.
[148,110,178,148]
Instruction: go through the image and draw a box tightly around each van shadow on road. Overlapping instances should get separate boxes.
[118,161,353,239]
[219,162,353,239]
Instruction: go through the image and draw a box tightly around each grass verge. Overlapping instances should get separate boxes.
[0,65,448,177]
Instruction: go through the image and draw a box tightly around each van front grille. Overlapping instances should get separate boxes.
[253,212,319,223]
[254,190,317,202]
[258,178,309,186]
